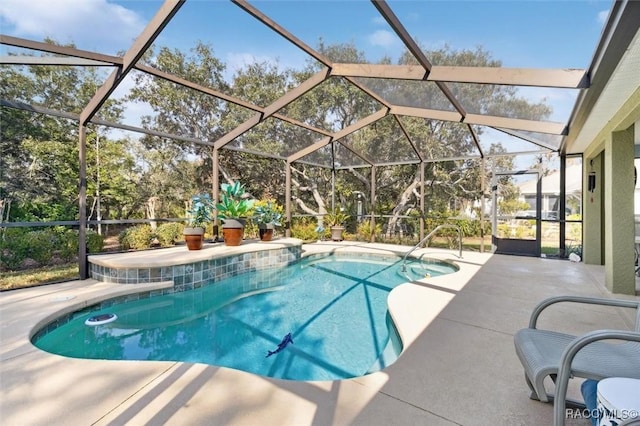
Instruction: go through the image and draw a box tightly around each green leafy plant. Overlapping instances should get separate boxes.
[118,225,154,250]
[187,193,215,228]
[290,218,325,242]
[254,199,283,226]
[156,222,185,246]
[324,209,350,227]
[0,228,31,270]
[0,227,104,271]
[355,219,382,241]
[57,229,103,260]
[216,181,255,220]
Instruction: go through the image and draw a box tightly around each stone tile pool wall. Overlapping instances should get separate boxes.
[89,245,302,291]
[33,246,302,341]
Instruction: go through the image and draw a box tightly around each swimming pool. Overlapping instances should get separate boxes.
[33,253,457,381]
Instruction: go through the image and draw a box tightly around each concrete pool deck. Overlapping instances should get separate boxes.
[1,241,639,425]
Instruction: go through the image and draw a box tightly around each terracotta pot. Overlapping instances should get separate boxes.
[222,227,243,246]
[221,218,245,246]
[183,227,205,250]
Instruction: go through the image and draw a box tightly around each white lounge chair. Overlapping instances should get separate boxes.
[513,296,640,425]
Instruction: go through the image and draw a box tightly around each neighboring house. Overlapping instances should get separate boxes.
[516,164,583,219]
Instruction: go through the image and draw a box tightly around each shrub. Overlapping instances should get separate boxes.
[57,228,78,261]
[119,225,154,250]
[0,228,30,270]
[55,228,103,260]
[24,229,57,265]
[243,220,258,239]
[0,227,104,271]
[86,230,104,253]
[291,218,323,242]
[118,228,132,250]
[354,220,382,241]
[156,222,184,247]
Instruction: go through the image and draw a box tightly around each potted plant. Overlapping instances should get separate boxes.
[216,181,255,246]
[184,193,215,250]
[324,209,350,241]
[254,199,283,242]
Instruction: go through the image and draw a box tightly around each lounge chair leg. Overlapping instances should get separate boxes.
[524,374,540,401]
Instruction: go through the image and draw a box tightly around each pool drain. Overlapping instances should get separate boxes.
[85,313,117,326]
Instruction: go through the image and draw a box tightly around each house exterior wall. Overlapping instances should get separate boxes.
[580,88,640,295]
[603,127,636,294]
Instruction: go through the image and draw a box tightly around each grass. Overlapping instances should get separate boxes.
[0,263,79,291]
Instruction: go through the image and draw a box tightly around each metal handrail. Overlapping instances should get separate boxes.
[401,224,462,272]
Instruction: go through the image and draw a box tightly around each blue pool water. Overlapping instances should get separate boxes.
[33,254,457,381]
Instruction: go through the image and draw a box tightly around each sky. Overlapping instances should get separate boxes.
[0,0,611,69]
[0,0,613,157]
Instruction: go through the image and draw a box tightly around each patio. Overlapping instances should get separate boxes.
[2,242,638,425]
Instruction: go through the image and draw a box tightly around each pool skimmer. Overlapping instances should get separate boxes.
[85,313,118,326]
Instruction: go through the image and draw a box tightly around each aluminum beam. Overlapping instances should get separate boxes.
[288,108,388,162]
[0,35,122,64]
[287,136,333,163]
[428,66,588,88]
[467,124,484,158]
[391,106,462,122]
[466,113,567,135]
[214,68,330,149]
[331,63,426,80]
[371,1,433,72]
[79,0,184,125]
[214,113,262,150]
[394,116,424,162]
[136,63,262,112]
[232,0,332,67]
[137,63,331,137]
[0,55,115,66]
[331,63,588,89]
[1,99,78,121]
[335,141,374,166]
[343,76,393,109]
[494,127,560,151]
[371,1,467,118]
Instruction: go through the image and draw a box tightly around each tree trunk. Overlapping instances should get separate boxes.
[385,172,421,238]
[146,196,160,230]
[291,166,328,226]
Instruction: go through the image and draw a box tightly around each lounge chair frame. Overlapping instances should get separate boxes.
[514,296,640,425]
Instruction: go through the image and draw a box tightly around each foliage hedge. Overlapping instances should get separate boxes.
[118,222,187,250]
[423,212,489,237]
[290,215,489,243]
[353,219,383,242]
[0,227,103,271]
[290,217,323,242]
[118,225,155,250]
[155,222,185,247]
